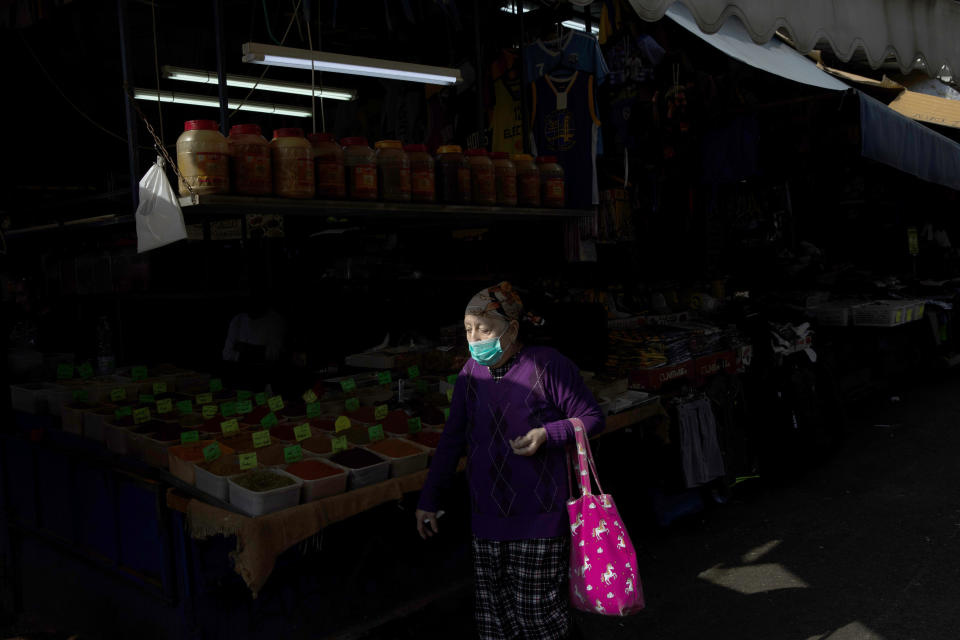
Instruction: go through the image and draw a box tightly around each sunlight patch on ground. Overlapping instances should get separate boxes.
[698,562,809,595]
[741,539,782,563]
[804,620,887,639]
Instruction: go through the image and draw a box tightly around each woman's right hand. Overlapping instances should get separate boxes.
[415,509,439,539]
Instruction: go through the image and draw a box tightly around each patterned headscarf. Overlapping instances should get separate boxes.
[465,281,524,322]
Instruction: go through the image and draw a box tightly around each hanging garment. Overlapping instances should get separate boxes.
[676,398,725,488]
[531,71,601,208]
[490,50,524,154]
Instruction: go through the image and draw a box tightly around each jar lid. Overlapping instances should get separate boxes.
[307,132,336,144]
[437,145,463,154]
[375,140,403,150]
[510,153,534,162]
[490,152,510,160]
[536,155,558,164]
[465,148,488,156]
[274,127,305,138]
[229,124,262,137]
[185,120,219,132]
[341,137,370,147]
[404,144,428,152]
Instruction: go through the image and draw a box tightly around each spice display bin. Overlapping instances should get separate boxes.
[363,442,429,478]
[141,435,178,469]
[168,441,233,485]
[10,383,61,415]
[194,458,238,501]
[103,421,132,455]
[284,459,349,502]
[341,454,390,490]
[83,408,116,442]
[61,404,88,436]
[228,469,304,517]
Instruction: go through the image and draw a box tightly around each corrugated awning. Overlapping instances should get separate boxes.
[628,0,960,79]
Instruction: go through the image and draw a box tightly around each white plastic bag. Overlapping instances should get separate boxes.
[135,156,187,253]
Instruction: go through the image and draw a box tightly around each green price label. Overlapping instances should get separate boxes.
[236,390,252,402]
[340,378,357,392]
[239,452,258,470]
[408,417,423,434]
[443,407,450,421]
[331,436,348,453]
[209,378,223,392]
[115,406,133,420]
[131,366,148,381]
[133,407,151,425]
[260,412,278,429]
[56,363,74,379]
[220,418,239,437]
[284,444,303,464]
[202,404,219,419]
[908,227,919,256]
[139,394,155,404]
[153,382,167,394]
[446,388,454,402]
[416,379,427,393]
[202,442,221,462]
[72,389,89,403]
[252,430,271,448]
[267,395,285,413]
[407,365,421,379]
[220,401,237,417]
[196,392,213,405]
[345,397,360,412]
[176,400,193,414]
[255,392,267,406]
[306,402,323,418]
[302,389,318,403]
[156,398,173,414]
[110,388,127,402]
[78,362,94,379]
[236,400,253,414]
[334,416,351,432]
[377,371,392,385]
[374,404,389,421]
[446,374,458,385]
[368,424,385,442]
[180,430,199,444]
[294,423,311,442]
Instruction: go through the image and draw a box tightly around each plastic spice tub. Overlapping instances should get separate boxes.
[142,433,180,469]
[168,441,235,485]
[271,128,314,198]
[228,469,304,516]
[364,439,429,478]
[512,154,540,206]
[404,429,443,455]
[537,156,565,208]
[228,124,272,195]
[284,458,348,501]
[435,145,470,204]
[329,448,390,490]
[83,407,117,442]
[177,120,229,197]
[342,137,378,200]
[194,455,243,501]
[126,421,165,460]
[466,149,496,205]
[308,133,346,198]
[405,144,435,203]
[61,403,93,436]
[375,140,411,202]
[491,152,517,206]
[10,382,61,415]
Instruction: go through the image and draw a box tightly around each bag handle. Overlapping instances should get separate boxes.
[569,417,605,498]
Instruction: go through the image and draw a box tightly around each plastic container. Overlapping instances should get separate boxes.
[83,407,116,442]
[307,133,346,199]
[375,140,411,202]
[436,145,471,204]
[329,449,390,490]
[284,458,348,501]
[491,152,518,206]
[537,156,565,208]
[271,128,314,199]
[168,441,234,485]
[61,403,90,436]
[228,124,272,195]
[512,154,540,207]
[364,440,429,478]
[9,382,58,415]
[342,137,378,200]
[228,469,303,516]
[405,144,435,203]
[466,149,496,205]
[142,433,179,469]
[177,120,230,197]
[194,460,233,501]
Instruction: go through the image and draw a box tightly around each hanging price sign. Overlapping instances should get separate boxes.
[294,423,312,441]
[133,407,151,425]
[153,382,167,394]
[284,445,303,463]
[238,452,258,470]
[209,378,224,392]
[331,436,348,453]
[377,371,392,385]
[176,400,193,414]
[131,366,148,381]
[220,419,239,437]
[408,417,422,434]
[267,395,285,413]
[202,442,221,462]
[196,393,213,405]
[334,416,351,432]
[374,404,389,421]
[252,430,271,448]
[345,397,360,412]
[340,378,357,392]
[260,412,279,429]
[368,424,385,442]
[202,404,218,419]
[302,389,318,403]
[78,362,94,379]
[110,388,127,402]
[180,430,199,444]
[156,398,173,414]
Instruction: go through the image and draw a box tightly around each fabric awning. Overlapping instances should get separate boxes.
[628,0,960,79]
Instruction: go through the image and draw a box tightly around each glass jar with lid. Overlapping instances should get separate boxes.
[271,128,314,199]
[511,154,540,207]
[436,145,471,204]
[342,137,378,201]
[536,156,565,208]
[375,140,411,202]
[404,144,435,203]
[307,133,345,199]
[228,124,271,196]
[177,120,230,196]
[466,149,495,205]
[490,152,517,206]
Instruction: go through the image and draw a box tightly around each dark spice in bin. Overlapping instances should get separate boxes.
[233,469,295,492]
[149,424,189,442]
[408,431,442,448]
[330,448,383,469]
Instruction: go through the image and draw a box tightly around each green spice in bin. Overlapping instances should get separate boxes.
[233,469,296,492]
[330,448,383,469]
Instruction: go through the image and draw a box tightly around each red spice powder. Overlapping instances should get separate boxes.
[367,438,423,458]
[285,459,342,480]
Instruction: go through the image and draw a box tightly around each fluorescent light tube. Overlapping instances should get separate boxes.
[161,65,356,101]
[500,4,531,13]
[133,88,312,118]
[242,42,461,86]
[562,19,599,35]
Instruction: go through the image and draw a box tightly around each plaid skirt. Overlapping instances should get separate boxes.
[472,536,571,640]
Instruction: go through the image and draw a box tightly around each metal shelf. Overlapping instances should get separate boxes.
[178,194,594,220]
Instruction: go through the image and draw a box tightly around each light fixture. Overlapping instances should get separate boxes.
[161,65,357,101]
[133,88,312,118]
[562,19,599,35]
[500,4,531,13]
[242,42,461,86]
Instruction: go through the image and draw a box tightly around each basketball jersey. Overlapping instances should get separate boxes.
[531,71,600,209]
[490,50,523,154]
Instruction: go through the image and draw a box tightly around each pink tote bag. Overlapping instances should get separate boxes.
[567,418,645,616]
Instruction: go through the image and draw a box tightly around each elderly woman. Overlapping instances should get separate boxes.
[416,282,604,640]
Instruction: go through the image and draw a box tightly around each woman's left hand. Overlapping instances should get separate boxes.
[510,428,548,456]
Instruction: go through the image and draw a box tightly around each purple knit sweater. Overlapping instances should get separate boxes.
[418,346,604,540]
